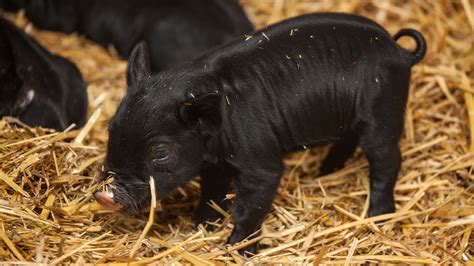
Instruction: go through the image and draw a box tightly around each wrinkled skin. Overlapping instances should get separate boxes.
[0,17,88,130]
[96,13,426,255]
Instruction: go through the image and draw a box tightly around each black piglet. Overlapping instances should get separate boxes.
[0,17,88,130]
[0,0,254,73]
[97,13,426,255]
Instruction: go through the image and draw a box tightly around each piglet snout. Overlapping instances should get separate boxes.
[93,190,123,211]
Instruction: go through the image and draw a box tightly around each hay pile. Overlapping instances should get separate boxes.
[0,0,473,264]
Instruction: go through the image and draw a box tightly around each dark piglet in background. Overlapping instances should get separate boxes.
[95,13,426,254]
[0,0,254,73]
[0,17,88,130]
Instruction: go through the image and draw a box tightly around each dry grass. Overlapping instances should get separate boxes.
[0,0,473,264]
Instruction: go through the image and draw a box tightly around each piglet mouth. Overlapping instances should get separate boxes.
[93,190,123,211]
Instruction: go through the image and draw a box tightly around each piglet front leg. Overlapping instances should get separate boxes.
[194,164,233,227]
[227,163,283,255]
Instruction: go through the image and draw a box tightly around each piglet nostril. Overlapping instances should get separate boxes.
[93,190,123,211]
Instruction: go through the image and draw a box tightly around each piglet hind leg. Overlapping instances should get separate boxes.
[358,75,408,217]
[356,64,411,217]
[361,138,401,217]
[193,164,233,228]
[227,163,284,255]
[319,132,359,176]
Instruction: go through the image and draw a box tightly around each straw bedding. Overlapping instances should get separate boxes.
[0,0,473,264]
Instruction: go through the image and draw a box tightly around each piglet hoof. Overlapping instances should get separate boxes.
[367,203,395,218]
[227,239,259,256]
[227,231,259,256]
[237,242,259,256]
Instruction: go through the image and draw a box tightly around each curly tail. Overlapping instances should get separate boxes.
[393,28,427,66]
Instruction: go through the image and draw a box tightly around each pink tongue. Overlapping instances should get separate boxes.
[94,191,123,211]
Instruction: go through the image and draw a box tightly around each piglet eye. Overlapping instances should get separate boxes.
[152,144,170,163]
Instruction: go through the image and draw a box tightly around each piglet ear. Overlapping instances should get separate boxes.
[126,41,151,91]
[179,92,222,131]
